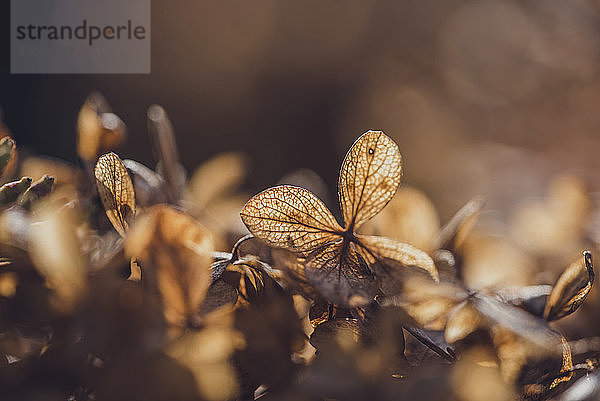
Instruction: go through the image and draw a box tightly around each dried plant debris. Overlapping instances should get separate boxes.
[0,97,599,401]
[241,130,437,306]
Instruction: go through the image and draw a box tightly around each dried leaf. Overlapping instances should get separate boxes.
[129,258,142,281]
[0,137,15,178]
[95,152,136,237]
[17,175,55,210]
[198,279,239,316]
[240,185,342,253]
[338,130,402,230]
[225,258,268,305]
[397,274,568,356]
[125,205,213,327]
[0,177,32,207]
[544,252,594,321]
[241,131,436,306]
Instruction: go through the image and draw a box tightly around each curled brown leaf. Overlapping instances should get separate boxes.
[544,251,594,321]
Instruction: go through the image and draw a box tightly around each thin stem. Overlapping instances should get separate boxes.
[230,234,255,262]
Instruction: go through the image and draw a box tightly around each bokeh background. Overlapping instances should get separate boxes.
[2,0,600,220]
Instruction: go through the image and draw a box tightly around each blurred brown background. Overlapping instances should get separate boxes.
[2,0,600,220]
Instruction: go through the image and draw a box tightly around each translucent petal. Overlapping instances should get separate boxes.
[95,152,136,237]
[240,185,343,253]
[338,130,402,230]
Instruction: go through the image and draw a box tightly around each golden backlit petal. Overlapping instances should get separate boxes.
[338,130,402,230]
[357,235,438,282]
[544,252,594,321]
[240,185,342,253]
[95,152,136,237]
